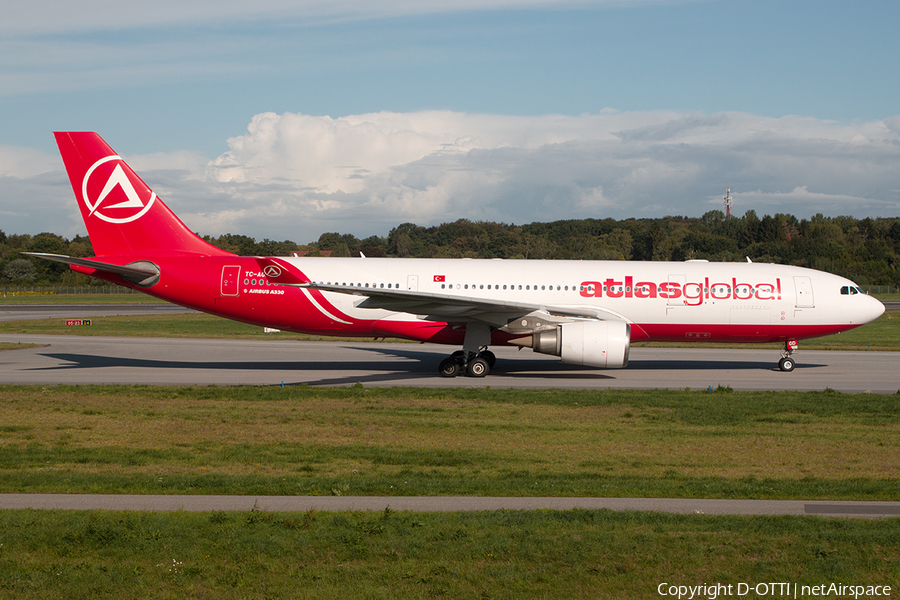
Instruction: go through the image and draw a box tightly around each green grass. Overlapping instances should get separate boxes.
[0,312,334,341]
[0,293,166,305]
[1,385,897,500]
[1,384,897,598]
[0,508,897,599]
[0,342,41,351]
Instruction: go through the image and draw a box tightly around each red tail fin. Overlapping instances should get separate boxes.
[54,132,231,258]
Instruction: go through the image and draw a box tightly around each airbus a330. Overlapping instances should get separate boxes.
[27,132,885,377]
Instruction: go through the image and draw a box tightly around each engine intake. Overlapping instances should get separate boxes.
[529,321,630,368]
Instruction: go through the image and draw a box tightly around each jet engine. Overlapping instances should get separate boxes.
[522,320,630,368]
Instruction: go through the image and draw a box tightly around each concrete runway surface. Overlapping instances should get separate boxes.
[0,494,898,518]
[1,334,897,392]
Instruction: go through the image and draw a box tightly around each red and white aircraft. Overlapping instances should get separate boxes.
[28,132,885,377]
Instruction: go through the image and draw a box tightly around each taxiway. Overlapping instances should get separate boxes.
[2,334,896,392]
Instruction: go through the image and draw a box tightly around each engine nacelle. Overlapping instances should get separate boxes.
[531,321,630,368]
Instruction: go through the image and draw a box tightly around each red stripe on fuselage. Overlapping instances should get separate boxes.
[631,322,860,343]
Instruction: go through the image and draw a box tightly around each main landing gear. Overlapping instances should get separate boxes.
[439,322,496,378]
[778,340,798,372]
[439,349,497,378]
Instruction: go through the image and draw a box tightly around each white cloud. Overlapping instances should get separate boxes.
[0,146,58,178]
[3,109,899,241]
[3,0,669,35]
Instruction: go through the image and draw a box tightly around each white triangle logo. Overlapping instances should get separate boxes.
[82,155,157,224]
[91,164,144,214]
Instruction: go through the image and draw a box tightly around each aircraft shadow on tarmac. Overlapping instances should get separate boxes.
[354,346,826,373]
[35,352,431,386]
[34,346,825,387]
[35,349,602,386]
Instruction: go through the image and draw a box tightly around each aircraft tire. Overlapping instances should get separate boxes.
[479,350,497,368]
[778,357,795,372]
[439,357,461,377]
[466,357,490,378]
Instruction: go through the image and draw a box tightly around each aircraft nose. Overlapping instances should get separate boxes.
[860,294,886,323]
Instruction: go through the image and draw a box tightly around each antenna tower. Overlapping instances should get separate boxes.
[723,188,733,218]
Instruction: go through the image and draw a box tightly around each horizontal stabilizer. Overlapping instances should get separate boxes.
[22,252,160,286]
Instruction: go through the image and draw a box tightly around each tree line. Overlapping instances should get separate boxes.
[3,211,899,286]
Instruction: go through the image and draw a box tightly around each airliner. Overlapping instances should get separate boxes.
[26,132,885,377]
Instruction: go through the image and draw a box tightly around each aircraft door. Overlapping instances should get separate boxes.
[794,276,814,308]
[221,265,240,296]
[667,274,686,306]
[407,275,419,291]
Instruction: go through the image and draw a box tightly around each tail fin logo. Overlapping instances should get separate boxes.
[82,155,157,224]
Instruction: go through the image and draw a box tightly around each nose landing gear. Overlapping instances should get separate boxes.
[778,340,798,372]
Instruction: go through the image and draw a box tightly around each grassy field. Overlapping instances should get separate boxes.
[1,385,897,499]
[0,508,896,599]
[0,312,377,343]
[0,292,166,305]
[0,384,898,598]
[0,342,41,351]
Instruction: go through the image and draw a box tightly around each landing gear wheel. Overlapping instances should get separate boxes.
[778,357,795,372]
[439,357,461,377]
[478,350,496,368]
[466,357,490,378]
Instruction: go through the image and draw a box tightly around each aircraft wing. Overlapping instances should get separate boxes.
[297,281,629,326]
[255,256,630,326]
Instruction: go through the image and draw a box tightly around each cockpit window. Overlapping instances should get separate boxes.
[841,286,863,295]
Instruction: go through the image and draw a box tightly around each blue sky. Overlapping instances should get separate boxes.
[2,0,898,241]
